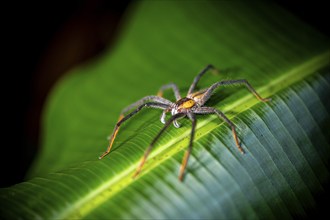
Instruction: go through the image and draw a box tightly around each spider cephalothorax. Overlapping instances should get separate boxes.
[99,65,271,181]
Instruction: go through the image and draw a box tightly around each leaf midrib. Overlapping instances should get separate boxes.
[62,51,330,219]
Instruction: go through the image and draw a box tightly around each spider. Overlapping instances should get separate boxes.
[99,65,271,181]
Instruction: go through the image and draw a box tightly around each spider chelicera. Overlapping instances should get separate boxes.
[99,65,271,181]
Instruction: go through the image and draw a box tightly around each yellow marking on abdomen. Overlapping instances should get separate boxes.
[181,99,195,109]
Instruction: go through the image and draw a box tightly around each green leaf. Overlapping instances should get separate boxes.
[1,1,329,219]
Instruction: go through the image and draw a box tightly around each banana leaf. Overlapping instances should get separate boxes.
[1,1,329,219]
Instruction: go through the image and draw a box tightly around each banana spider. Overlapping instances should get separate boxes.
[99,65,271,181]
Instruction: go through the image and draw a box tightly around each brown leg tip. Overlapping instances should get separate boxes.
[98,152,108,160]
[132,171,140,179]
[262,97,272,102]
[238,146,245,154]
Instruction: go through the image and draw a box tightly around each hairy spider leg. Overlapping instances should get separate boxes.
[187,64,219,95]
[99,102,170,159]
[157,83,181,100]
[178,112,197,181]
[194,107,244,154]
[121,95,173,113]
[102,113,124,157]
[121,95,173,128]
[99,95,173,159]
[133,113,186,179]
[198,79,271,106]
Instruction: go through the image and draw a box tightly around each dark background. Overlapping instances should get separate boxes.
[1,0,328,192]
[2,0,131,187]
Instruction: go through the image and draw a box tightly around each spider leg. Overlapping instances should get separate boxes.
[133,113,186,178]
[187,64,219,95]
[121,95,173,114]
[157,83,181,101]
[121,95,173,126]
[178,112,196,181]
[99,102,170,159]
[198,79,271,106]
[194,107,244,154]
